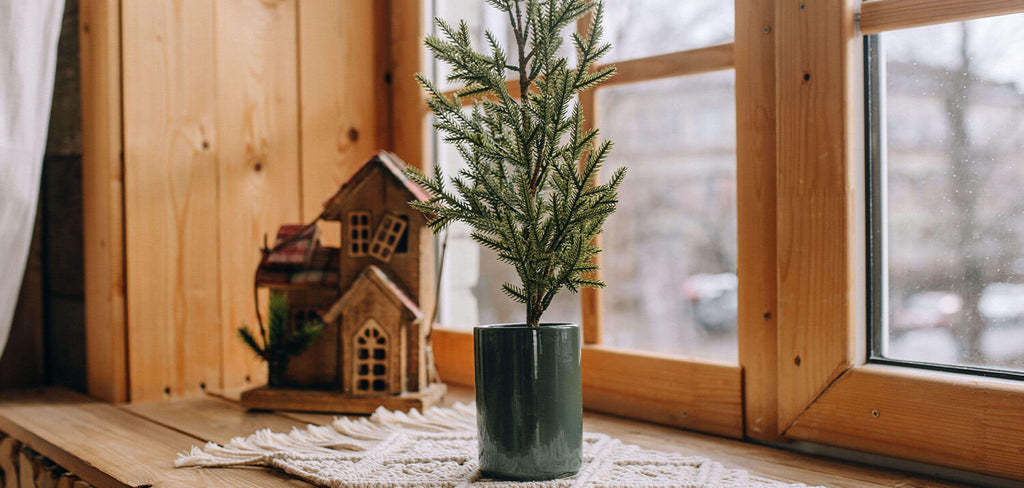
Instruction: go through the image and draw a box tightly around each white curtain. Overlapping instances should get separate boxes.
[0,0,66,355]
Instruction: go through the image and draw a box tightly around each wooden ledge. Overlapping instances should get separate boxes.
[0,386,965,488]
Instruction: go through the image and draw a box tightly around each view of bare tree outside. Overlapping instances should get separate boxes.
[599,72,737,360]
[881,14,1024,373]
[603,0,732,61]
[430,1,738,348]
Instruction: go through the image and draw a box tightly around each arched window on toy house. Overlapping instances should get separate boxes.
[353,319,389,394]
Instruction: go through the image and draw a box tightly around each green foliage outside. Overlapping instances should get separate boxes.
[407,0,625,327]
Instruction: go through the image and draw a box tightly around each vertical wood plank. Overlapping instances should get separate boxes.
[387,0,426,168]
[1,435,21,488]
[214,0,302,392]
[17,448,38,488]
[577,11,602,344]
[774,0,858,429]
[298,0,389,229]
[578,89,602,345]
[121,0,221,401]
[80,0,127,404]
[735,0,780,440]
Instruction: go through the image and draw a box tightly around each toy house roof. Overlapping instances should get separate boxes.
[320,265,422,324]
[256,223,340,288]
[320,151,430,220]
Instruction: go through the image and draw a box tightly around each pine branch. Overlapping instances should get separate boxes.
[236,293,325,366]
[408,0,624,328]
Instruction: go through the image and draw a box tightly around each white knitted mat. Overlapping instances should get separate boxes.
[176,403,822,488]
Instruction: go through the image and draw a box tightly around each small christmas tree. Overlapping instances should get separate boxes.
[407,0,625,328]
[238,294,324,386]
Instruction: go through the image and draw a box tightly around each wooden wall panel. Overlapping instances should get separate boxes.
[80,0,126,403]
[84,0,418,401]
[386,0,426,168]
[121,1,221,401]
[298,0,390,229]
[214,0,302,392]
[735,0,779,440]
[774,0,858,429]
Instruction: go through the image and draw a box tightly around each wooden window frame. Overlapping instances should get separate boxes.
[413,4,745,437]
[420,8,746,439]
[765,0,1024,481]
[412,0,1024,480]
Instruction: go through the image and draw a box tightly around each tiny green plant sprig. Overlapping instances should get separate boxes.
[406,0,625,328]
[238,293,324,364]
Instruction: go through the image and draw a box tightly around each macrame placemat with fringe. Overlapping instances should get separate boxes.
[176,402,822,488]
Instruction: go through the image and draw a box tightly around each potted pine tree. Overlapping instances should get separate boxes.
[407,0,623,480]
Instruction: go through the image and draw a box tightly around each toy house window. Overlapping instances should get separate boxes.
[395,215,409,253]
[348,211,372,257]
[368,213,408,262]
[354,319,388,393]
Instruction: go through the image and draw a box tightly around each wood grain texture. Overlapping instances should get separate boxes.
[735,0,780,441]
[298,0,389,228]
[774,0,858,430]
[860,0,1024,35]
[214,0,302,393]
[603,43,734,87]
[238,383,446,414]
[581,346,743,439]
[18,448,40,488]
[432,329,475,388]
[787,365,1024,481]
[121,1,222,402]
[387,0,427,168]
[124,397,308,445]
[434,387,965,488]
[0,386,974,488]
[0,388,310,488]
[432,329,742,438]
[577,88,602,345]
[80,0,128,402]
[1,435,20,488]
[448,44,734,104]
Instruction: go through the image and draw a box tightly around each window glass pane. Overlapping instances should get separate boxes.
[435,138,582,329]
[603,0,733,62]
[598,71,737,361]
[879,14,1024,373]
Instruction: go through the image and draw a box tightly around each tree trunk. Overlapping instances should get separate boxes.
[945,23,986,363]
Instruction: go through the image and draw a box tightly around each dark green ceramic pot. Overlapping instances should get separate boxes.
[473,323,582,481]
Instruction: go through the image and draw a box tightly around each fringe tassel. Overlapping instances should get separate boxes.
[175,402,476,468]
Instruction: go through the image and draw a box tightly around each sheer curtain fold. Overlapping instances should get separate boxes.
[0,0,66,355]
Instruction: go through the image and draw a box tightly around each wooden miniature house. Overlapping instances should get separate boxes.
[244,151,443,413]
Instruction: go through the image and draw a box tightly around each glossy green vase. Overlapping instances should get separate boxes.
[473,323,582,481]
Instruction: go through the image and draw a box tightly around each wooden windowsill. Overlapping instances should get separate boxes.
[0,385,965,488]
